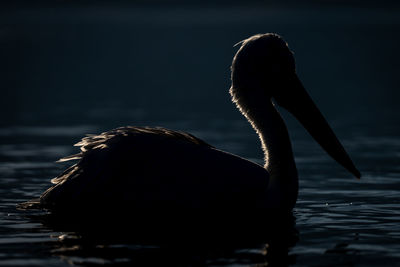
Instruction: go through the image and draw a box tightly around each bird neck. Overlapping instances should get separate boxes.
[248,100,299,210]
[247,100,298,181]
[232,92,299,209]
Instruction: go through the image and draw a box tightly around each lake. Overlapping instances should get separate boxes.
[1,3,400,266]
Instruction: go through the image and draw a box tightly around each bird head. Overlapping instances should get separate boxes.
[230,33,295,101]
[230,33,361,179]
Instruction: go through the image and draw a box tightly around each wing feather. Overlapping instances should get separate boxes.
[35,126,213,210]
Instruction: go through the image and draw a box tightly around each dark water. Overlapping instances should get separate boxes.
[1,4,400,266]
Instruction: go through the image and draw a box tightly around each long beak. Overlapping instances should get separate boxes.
[275,74,361,179]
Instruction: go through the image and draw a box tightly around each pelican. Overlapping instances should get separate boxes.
[19,33,360,218]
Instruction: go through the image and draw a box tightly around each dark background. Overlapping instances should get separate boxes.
[1,1,399,136]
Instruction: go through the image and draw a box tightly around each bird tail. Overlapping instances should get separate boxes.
[16,199,42,210]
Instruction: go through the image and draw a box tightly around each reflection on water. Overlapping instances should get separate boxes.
[22,211,298,266]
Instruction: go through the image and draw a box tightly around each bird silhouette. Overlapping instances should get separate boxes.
[18,33,360,222]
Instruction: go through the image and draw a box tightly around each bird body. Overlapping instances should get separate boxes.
[39,127,271,215]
